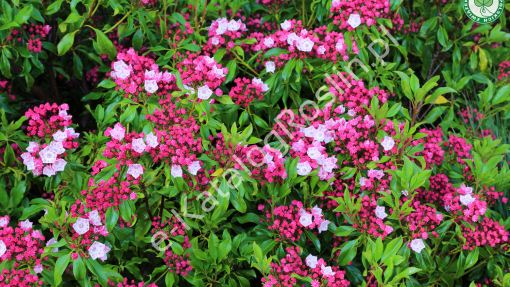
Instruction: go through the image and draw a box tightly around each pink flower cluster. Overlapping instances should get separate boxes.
[262,246,350,287]
[10,23,51,52]
[229,77,268,107]
[24,103,74,138]
[21,127,79,176]
[330,0,403,31]
[402,201,443,239]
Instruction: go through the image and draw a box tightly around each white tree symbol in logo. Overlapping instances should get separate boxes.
[474,0,494,16]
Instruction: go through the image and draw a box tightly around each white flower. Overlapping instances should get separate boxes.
[445,205,450,212]
[46,238,59,253]
[264,37,274,48]
[287,33,299,45]
[347,109,357,117]
[110,124,125,141]
[73,217,90,235]
[265,61,276,73]
[49,141,65,154]
[127,164,144,179]
[402,190,409,196]
[252,78,269,92]
[171,165,183,178]
[296,37,314,52]
[145,132,159,148]
[39,147,57,164]
[99,245,111,261]
[297,161,312,176]
[321,265,336,277]
[89,241,107,260]
[53,158,67,171]
[187,161,201,175]
[410,239,426,253]
[216,20,228,35]
[307,147,321,159]
[145,80,158,94]
[0,240,6,258]
[43,165,56,177]
[359,177,368,186]
[313,130,325,142]
[318,220,330,233]
[381,136,395,151]
[347,13,362,28]
[89,210,102,226]
[227,19,241,31]
[322,157,338,173]
[306,254,318,268]
[0,216,9,227]
[20,219,33,230]
[459,194,475,206]
[197,85,213,100]
[145,69,156,80]
[375,206,388,219]
[34,264,43,274]
[113,60,131,79]
[312,205,322,216]
[303,126,316,137]
[53,130,67,142]
[280,20,292,31]
[211,37,220,45]
[317,45,326,54]
[299,212,313,227]
[132,138,146,153]
[332,0,341,7]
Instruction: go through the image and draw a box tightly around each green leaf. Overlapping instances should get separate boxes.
[381,237,403,263]
[46,0,64,15]
[14,5,33,24]
[0,51,11,78]
[92,28,117,60]
[334,226,356,237]
[474,0,493,7]
[54,252,71,286]
[337,240,357,265]
[57,32,78,56]
[73,256,86,280]
[4,144,15,166]
[264,48,288,57]
[492,84,510,105]
[84,258,108,286]
[105,207,119,231]
[304,229,321,252]
[73,52,83,80]
[252,114,268,129]
[11,180,27,207]
[132,29,143,51]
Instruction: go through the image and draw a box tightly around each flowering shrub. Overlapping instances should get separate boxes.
[0,0,510,287]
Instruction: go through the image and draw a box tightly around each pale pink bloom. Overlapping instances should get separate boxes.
[211,37,220,45]
[402,190,409,196]
[280,20,291,31]
[145,80,158,94]
[20,219,33,230]
[291,139,305,152]
[375,206,388,219]
[459,194,475,206]
[252,78,269,92]
[49,141,65,154]
[198,85,213,100]
[381,136,395,151]
[265,61,275,73]
[347,109,357,117]
[296,37,314,52]
[89,241,107,260]
[130,192,137,200]
[264,37,274,48]
[110,124,125,141]
[59,109,72,120]
[0,241,6,257]
[322,157,338,173]
[46,238,59,253]
[145,132,158,148]
[34,264,43,274]
[73,217,90,235]
[287,33,299,45]
[39,147,57,164]
[0,216,9,227]
[89,210,102,226]
[187,161,201,175]
[213,65,225,78]
[65,127,80,139]
[99,245,111,261]
[321,265,336,277]
[317,45,326,54]
[42,25,52,34]
[53,130,67,142]
[307,147,321,159]
[318,219,330,233]
[132,138,146,153]
[410,239,426,253]
[53,158,67,171]
[312,205,322,216]
[299,212,313,227]
[297,161,312,176]
[171,165,183,177]
[43,165,56,177]
[306,254,318,268]
[347,13,362,28]
[359,177,368,186]
[162,71,174,83]
[127,164,144,179]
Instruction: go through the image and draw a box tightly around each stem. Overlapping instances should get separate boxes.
[247,106,260,137]
[232,51,259,77]
[104,10,133,34]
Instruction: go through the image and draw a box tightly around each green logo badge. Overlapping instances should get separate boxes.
[463,0,504,23]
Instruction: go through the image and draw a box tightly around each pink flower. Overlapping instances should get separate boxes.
[198,85,213,100]
[410,239,426,253]
[89,241,107,260]
[53,159,67,171]
[145,132,159,148]
[0,240,6,257]
[252,78,269,92]
[132,138,146,153]
[171,165,183,178]
[187,161,201,175]
[306,254,318,268]
[43,165,56,177]
[318,220,330,233]
[46,238,59,253]
[34,264,43,274]
[375,206,388,219]
[381,136,395,151]
[130,192,137,200]
[145,80,158,94]
[321,265,336,277]
[258,204,265,211]
[39,147,57,163]
[280,20,292,30]
[265,61,275,73]
[297,161,312,176]
[20,219,33,230]
[72,253,79,260]
[347,13,362,28]
[89,210,102,226]
[127,164,144,179]
[299,212,313,227]
[49,141,65,154]
[110,123,125,141]
[26,141,40,152]
[0,215,9,227]
[73,217,90,235]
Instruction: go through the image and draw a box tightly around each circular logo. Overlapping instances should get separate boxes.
[463,0,504,23]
